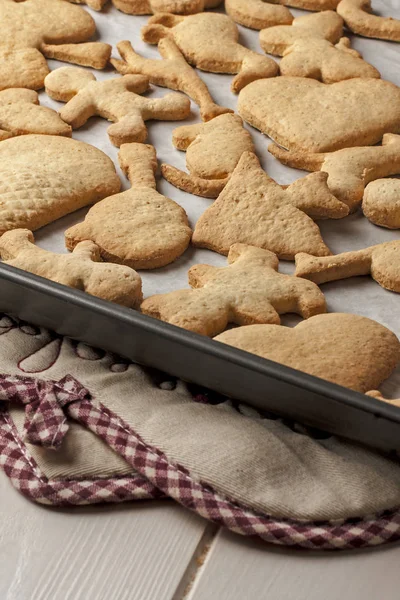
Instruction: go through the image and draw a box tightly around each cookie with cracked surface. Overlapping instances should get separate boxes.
[65,144,192,269]
[337,0,400,42]
[0,230,142,309]
[362,179,400,229]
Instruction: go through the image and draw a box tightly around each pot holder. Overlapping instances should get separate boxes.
[1,313,400,551]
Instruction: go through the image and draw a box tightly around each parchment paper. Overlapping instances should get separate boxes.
[35,0,400,396]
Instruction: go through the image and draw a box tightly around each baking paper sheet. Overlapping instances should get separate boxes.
[35,0,400,396]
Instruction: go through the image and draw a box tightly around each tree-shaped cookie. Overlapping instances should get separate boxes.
[337,0,400,42]
[141,244,327,336]
[161,114,255,198]
[141,12,278,93]
[65,144,192,269]
[0,230,143,308]
[67,0,223,14]
[295,241,400,293]
[192,152,349,259]
[214,313,400,393]
[0,135,120,236]
[45,67,191,147]
[0,88,72,140]
[224,0,293,30]
[269,134,400,212]
[363,180,400,229]
[238,78,400,153]
[111,38,231,121]
[0,0,111,90]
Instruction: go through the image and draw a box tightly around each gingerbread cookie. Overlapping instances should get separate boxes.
[45,67,190,147]
[111,38,231,121]
[65,144,192,269]
[161,114,255,198]
[363,179,400,229]
[0,135,120,236]
[269,134,400,212]
[141,244,326,336]
[0,0,111,91]
[192,152,350,259]
[215,313,400,393]
[337,0,400,42]
[0,88,72,140]
[295,241,400,293]
[259,11,343,56]
[0,229,142,308]
[239,78,400,154]
[224,0,293,30]
[142,12,278,92]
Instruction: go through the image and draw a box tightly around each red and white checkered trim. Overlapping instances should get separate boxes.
[1,373,400,549]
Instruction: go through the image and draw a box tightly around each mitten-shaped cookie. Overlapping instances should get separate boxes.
[161,114,255,197]
[0,230,142,308]
[225,0,293,30]
[65,144,192,269]
[0,135,120,235]
[269,134,400,211]
[111,38,231,121]
[45,67,190,147]
[215,314,400,393]
[141,244,326,336]
[295,241,400,293]
[192,152,349,259]
[0,0,111,90]
[337,0,400,42]
[142,12,278,93]
[362,179,400,229]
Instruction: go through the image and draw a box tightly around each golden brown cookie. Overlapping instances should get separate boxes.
[192,152,349,260]
[45,67,190,147]
[111,38,231,121]
[225,0,293,30]
[366,391,400,408]
[0,0,111,90]
[0,229,142,308]
[161,114,255,198]
[215,313,400,393]
[362,179,400,229]
[113,0,222,15]
[295,241,400,293]
[269,134,400,212]
[141,243,326,336]
[0,135,120,236]
[142,12,278,92]
[337,0,400,42]
[65,144,192,269]
[64,0,108,9]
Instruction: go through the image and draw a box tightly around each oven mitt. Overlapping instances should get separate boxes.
[1,313,400,551]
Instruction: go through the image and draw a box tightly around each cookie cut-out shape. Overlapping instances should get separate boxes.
[0,88,72,140]
[0,0,111,90]
[225,0,293,30]
[337,0,400,42]
[239,77,400,154]
[45,67,190,147]
[141,244,327,336]
[363,179,400,229]
[161,113,255,198]
[215,313,400,393]
[79,0,223,14]
[111,38,231,121]
[259,11,343,56]
[295,241,400,293]
[269,134,400,212]
[0,135,120,236]
[142,12,279,92]
[366,391,400,409]
[65,143,192,269]
[64,0,108,9]
[192,152,350,259]
[0,229,143,308]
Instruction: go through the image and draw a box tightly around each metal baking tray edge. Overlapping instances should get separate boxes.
[1,262,400,454]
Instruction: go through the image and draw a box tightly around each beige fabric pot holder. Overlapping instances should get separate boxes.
[1,313,400,551]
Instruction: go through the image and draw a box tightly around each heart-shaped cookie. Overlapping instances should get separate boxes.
[215,313,400,393]
[238,77,400,152]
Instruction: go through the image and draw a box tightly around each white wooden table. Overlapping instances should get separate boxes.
[2,473,400,600]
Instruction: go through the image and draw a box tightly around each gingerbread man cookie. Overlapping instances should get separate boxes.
[215,313,400,394]
[142,12,278,92]
[65,144,192,269]
[362,179,400,229]
[192,152,349,260]
[0,230,142,308]
[141,244,326,337]
[161,114,255,198]
[337,0,400,42]
[111,38,231,121]
[45,67,190,147]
